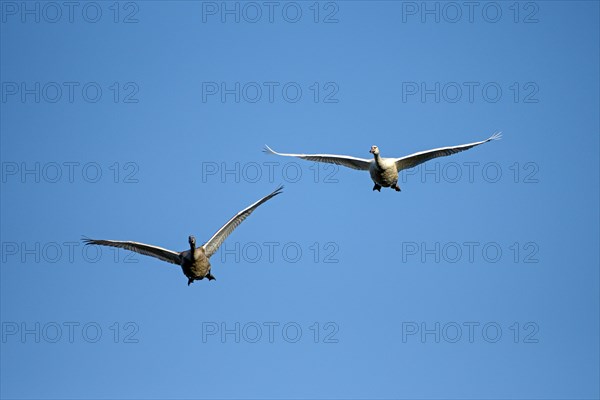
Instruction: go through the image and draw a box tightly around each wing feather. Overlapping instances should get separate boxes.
[82,238,182,265]
[395,131,502,171]
[202,186,283,258]
[263,145,371,171]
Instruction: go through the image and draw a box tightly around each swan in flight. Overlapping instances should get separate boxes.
[83,186,283,285]
[264,132,501,192]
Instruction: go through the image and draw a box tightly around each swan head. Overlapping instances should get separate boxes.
[188,235,196,247]
[369,145,380,155]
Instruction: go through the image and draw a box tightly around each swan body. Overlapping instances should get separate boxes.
[369,150,401,191]
[264,132,501,192]
[83,186,283,285]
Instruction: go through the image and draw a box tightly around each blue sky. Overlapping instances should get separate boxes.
[1,1,599,399]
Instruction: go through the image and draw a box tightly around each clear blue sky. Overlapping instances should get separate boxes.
[1,1,599,399]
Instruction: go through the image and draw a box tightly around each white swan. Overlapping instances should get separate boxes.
[83,186,283,285]
[264,132,501,192]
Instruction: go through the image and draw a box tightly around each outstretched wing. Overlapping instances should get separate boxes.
[395,131,502,171]
[264,145,371,171]
[82,238,182,265]
[202,185,283,258]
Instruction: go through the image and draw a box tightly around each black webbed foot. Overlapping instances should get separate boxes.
[372,184,382,192]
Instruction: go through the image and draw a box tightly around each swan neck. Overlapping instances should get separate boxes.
[373,153,383,166]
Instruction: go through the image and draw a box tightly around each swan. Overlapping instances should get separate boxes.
[264,132,501,192]
[83,186,283,285]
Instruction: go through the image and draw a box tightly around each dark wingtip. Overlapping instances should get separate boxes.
[489,131,502,141]
[272,184,284,197]
[81,236,101,246]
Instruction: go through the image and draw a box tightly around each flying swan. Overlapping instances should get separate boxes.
[83,186,283,285]
[264,132,501,192]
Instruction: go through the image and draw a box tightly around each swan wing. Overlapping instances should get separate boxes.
[202,186,283,258]
[395,131,502,171]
